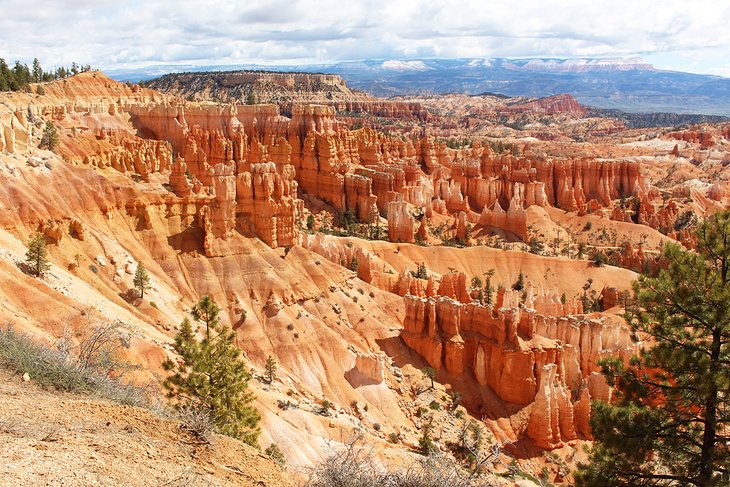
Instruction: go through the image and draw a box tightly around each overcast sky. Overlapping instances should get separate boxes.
[1,0,728,76]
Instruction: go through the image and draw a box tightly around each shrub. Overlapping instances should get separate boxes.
[0,323,146,406]
[592,250,607,267]
[176,402,214,443]
[429,400,441,411]
[265,443,286,466]
[308,432,488,486]
[319,399,332,416]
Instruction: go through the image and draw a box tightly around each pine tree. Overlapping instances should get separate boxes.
[575,211,730,487]
[264,355,277,384]
[31,58,42,83]
[513,271,524,291]
[484,269,495,306]
[163,297,260,445]
[132,262,150,299]
[25,232,50,277]
[349,256,359,273]
[40,121,58,151]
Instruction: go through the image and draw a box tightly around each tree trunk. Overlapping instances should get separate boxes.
[698,327,721,486]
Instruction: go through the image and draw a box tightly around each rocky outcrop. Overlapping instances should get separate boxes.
[300,233,377,283]
[668,129,715,149]
[479,201,527,240]
[387,197,415,243]
[504,94,586,116]
[236,162,301,248]
[148,71,360,105]
[332,100,431,122]
[401,272,635,449]
[0,109,30,154]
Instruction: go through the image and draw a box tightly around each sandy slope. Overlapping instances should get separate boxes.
[0,368,294,486]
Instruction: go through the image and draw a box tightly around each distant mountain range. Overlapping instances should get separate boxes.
[109,57,730,116]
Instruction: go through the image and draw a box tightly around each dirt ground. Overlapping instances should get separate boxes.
[0,368,294,487]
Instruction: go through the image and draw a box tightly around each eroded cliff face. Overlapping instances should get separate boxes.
[10,72,656,254]
[400,272,634,449]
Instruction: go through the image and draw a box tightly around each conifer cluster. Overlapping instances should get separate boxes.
[0,58,91,92]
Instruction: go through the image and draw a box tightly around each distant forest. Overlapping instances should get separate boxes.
[0,58,92,92]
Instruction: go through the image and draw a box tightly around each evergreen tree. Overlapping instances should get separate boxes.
[132,262,150,299]
[40,121,58,151]
[575,211,730,486]
[513,271,524,291]
[0,58,10,91]
[349,256,359,273]
[264,355,277,384]
[484,269,495,306]
[25,232,51,277]
[163,297,260,445]
[191,295,219,340]
[31,58,42,82]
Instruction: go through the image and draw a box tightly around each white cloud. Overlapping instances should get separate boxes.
[0,0,728,75]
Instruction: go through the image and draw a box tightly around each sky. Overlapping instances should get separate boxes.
[1,0,729,77]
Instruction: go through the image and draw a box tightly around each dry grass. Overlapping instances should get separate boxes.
[0,324,148,406]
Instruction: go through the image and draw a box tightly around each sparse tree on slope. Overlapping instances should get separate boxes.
[25,232,50,277]
[132,262,150,299]
[40,121,58,151]
[163,296,260,445]
[265,355,277,384]
[575,211,730,487]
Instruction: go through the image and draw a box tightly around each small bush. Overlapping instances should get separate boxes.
[0,324,146,406]
[308,433,486,486]
[265,443,286,466]
[373,422,381,431]
[320,399,332,416]
[89,264,98,274]
[429,400,441,411]
[177,402,213,443]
